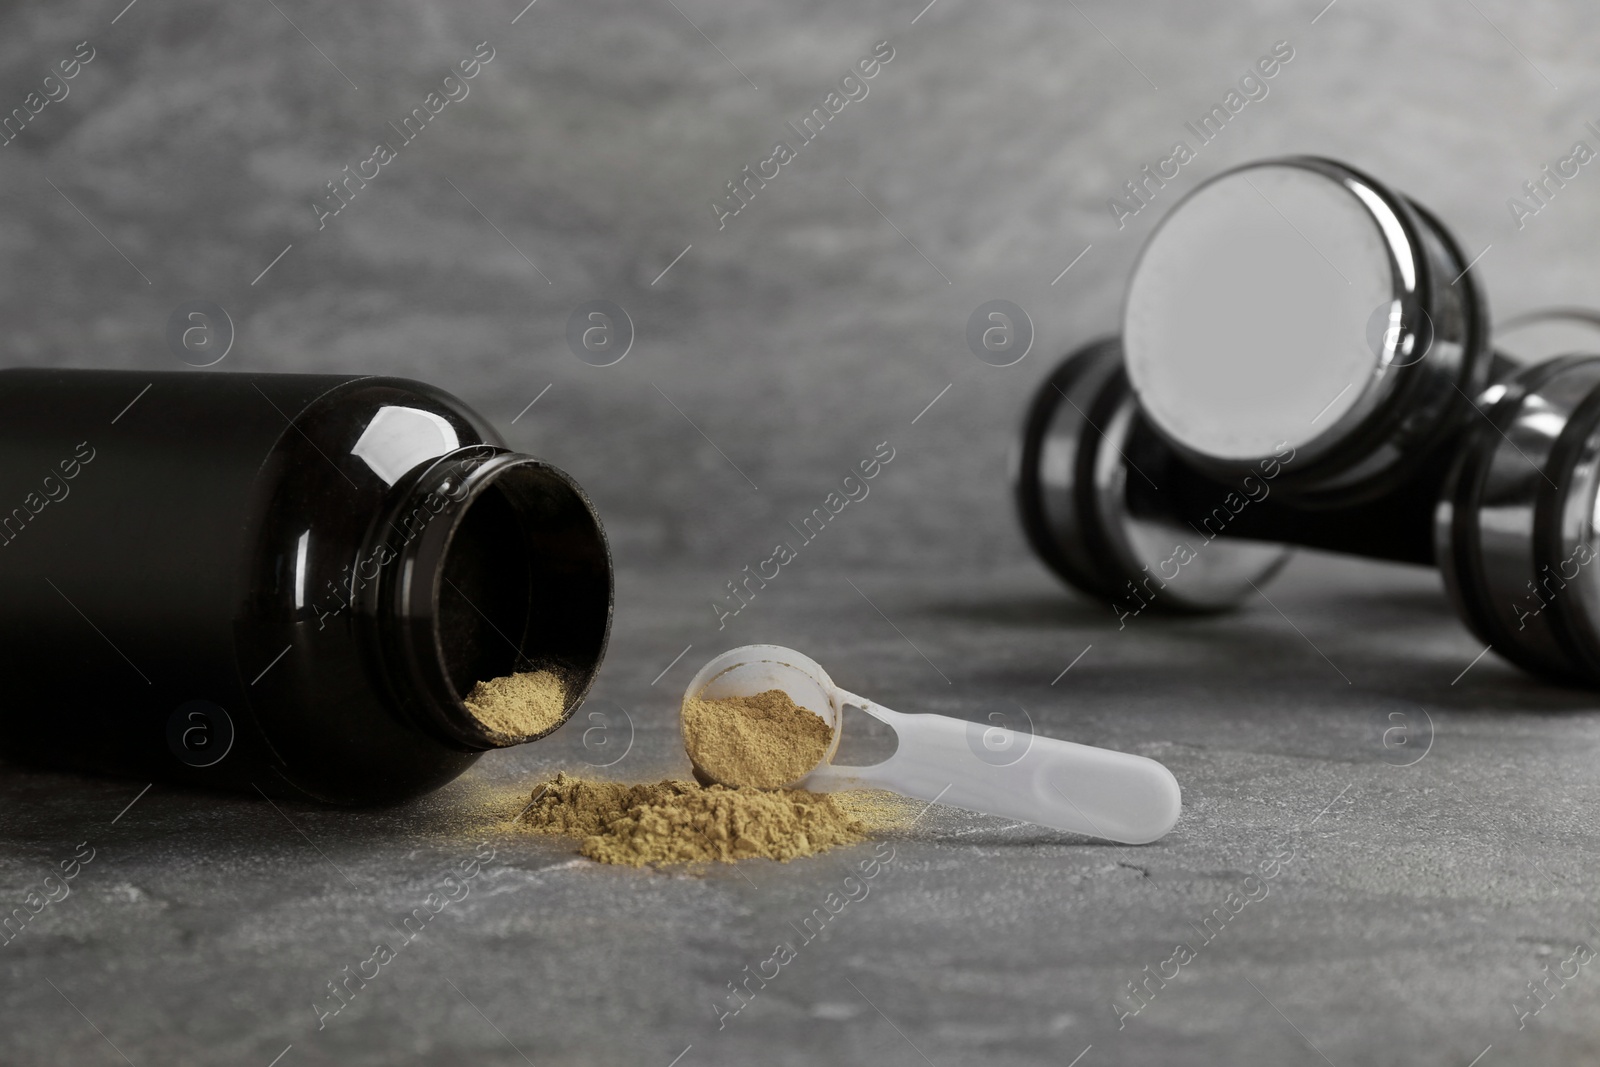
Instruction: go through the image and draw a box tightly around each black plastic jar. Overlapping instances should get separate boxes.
[0,370,612,804]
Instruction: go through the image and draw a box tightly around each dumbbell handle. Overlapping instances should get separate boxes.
[1132,447,1446,566]
[1124,352,1525,567]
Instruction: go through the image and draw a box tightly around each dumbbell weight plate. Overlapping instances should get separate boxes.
[1438,355,1600,685]
[1014,338,1292,614]
[1124,156,1491,505]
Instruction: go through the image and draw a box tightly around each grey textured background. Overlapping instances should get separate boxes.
[4,0,1600,1064]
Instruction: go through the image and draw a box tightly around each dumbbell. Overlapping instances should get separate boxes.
[1014,156,1600,686]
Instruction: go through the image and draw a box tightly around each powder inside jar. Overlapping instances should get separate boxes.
[521,772,866,867]
[681,688,833,788]
[463,668,566,739]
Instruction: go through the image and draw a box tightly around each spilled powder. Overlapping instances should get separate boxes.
[834,788,921,831]
[681,688,833,788]
[464,669,566,738]
[521,772,867,867]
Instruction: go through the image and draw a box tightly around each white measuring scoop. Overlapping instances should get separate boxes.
[682,644,1182,844]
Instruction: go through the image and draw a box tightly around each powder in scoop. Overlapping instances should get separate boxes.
[463,669,566,738]
[522,772,865,867]
[681,688,832,788]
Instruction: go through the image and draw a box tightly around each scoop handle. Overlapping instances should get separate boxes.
[805,695,1181,844]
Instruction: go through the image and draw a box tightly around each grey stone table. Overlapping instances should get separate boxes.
[5,551,1600,1067]
[5,0,1600,1062]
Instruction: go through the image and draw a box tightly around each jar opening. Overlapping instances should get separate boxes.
[436,465,611,714]
[382,451,612,749]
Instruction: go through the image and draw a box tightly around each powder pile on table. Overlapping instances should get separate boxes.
[522,773,866,867]
[464,669,566,738]
[517,683,918,866]
[681,688,833,788]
